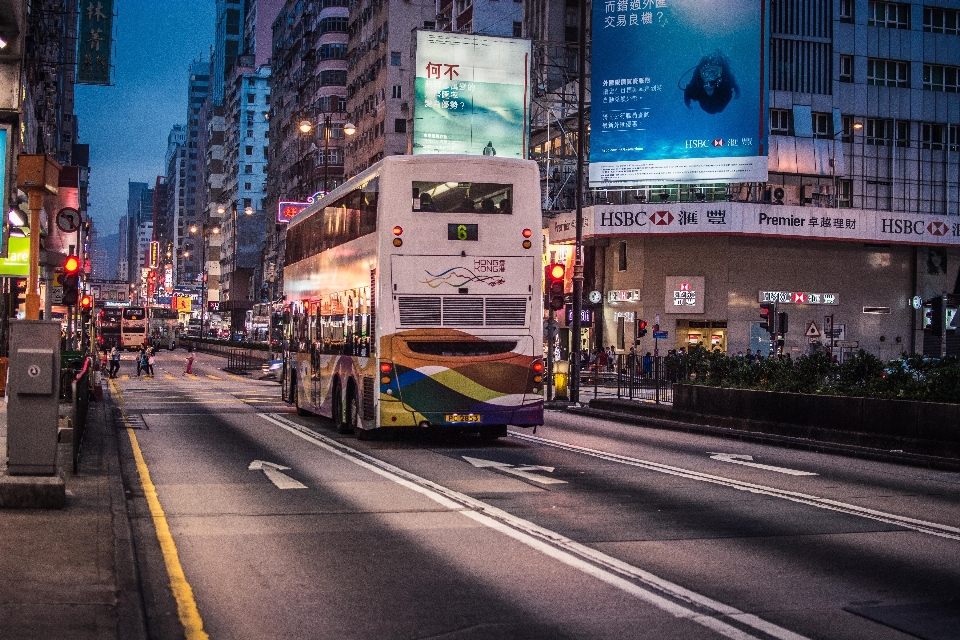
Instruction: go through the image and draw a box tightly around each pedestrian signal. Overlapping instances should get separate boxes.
[759,303,774,333]
[638,320,648,337]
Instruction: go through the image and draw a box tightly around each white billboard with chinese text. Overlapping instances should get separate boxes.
[413,31,531,158]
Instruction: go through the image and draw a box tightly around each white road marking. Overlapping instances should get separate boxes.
[509,431,960,542]
[708,453,818,476]
[248,460,307,489]
[462,455,568,484]
[260,413,809,640]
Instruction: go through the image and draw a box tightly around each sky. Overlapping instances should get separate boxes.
[74,0,216,237]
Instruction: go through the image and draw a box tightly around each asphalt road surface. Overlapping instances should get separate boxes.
[112,349,960,640]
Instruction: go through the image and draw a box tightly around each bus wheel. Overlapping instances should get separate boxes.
[332,381,345,432]
[337,385,357,435]
[293,375,310,416]
[479,425,508,441]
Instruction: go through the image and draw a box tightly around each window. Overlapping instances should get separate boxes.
[617,317,625,350]
[412,182,513,214]
[246,94,255,103]
[923,64,960,93]
[839,0,854,23]
[513,21,522,37]
[319,44,347,60]
[837,179,853,208]
[245,145,253,155]
[320,70,347,86]
[866,118,893,145]
[392,85,401,99]
[618,241,627,271]
[244,182,252,190]
[245,165,253,174]
[867,1,910,28]
[924,7,960,34]
[812,112,833,139]
[839,55,853,82]
[770,108,793,135]
[394,118,406,133]
[896,120,910,148]
[952,124,960,152]
[921,123,945,150]
[318,17,348,34]
[841,114,861,142]
[390,51,401,66]
[867,59,909,87]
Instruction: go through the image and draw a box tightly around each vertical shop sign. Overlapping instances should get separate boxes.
[77,0,115,85]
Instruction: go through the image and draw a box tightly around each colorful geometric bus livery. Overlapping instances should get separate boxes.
[379,329,543,428]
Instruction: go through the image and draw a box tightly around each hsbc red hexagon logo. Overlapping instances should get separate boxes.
[793,292,807,303]
[712,139,724,147]
[650,211,674,225]
[679,282,690,291]
[928,221,948,236]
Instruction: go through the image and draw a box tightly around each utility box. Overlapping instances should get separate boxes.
[7,321,61,475]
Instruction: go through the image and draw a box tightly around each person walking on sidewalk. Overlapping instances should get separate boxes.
[108,347,121,379]
[184,348,195,375]
[136,347,149,378]
[146,347,156,377]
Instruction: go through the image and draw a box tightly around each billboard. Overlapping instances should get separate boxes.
[413,31,531,158]
[590,0,768,186]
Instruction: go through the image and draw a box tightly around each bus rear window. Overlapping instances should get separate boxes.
[405,341,517,356]
[412,181,512,214]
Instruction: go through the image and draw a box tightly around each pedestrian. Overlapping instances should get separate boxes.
[755,349,764,361]
[628,346,637,377]
[184,348,195,375]
[109,347,121,378]
[642,352,653,379]
[137,348,149,378]
[597,348,608,372]
[147,347,156,377]
[607,345,616,372]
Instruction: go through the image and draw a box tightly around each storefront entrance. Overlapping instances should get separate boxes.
[675,320,727,352]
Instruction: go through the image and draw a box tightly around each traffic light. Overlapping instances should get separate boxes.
[759,303,775,332]
[79,294,93,322]
[62,254,81,306]
[777,312,788,335]
[638,320,648,337]
[14,279,26,306]
[545,263,565,311]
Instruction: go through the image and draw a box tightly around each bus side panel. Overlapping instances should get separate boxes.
[378,330,543,428]
[292,351,378,428]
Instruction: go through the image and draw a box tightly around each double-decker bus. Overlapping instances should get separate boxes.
[282,155,544,439]
[96,307,122,350]
[121,306,148,349]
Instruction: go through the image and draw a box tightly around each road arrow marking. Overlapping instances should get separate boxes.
[462,456,567,484]
[707,453,817,476]
[249,460,308,489]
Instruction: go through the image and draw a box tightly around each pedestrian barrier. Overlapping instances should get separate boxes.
[549,354,686,404]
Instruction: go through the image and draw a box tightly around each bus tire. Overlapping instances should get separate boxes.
[293,375,310,416]
[479,425,508,440]
[332,381,346,432]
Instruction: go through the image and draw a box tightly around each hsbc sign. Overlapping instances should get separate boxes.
[760,291,839,305]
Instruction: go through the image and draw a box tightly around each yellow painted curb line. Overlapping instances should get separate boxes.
[109,379,208,640]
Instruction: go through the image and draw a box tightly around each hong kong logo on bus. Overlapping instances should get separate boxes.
[421,264,506,288]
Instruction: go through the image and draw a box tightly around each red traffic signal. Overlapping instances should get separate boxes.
[638,320,648,337]
[63,254,81,274]
[545,263,565,311]
[759,303,774,332]
[79,294,93,309]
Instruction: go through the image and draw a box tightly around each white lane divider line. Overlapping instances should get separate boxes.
[708,453,818,476]
[260,413,809,640]
[509,431,960,542]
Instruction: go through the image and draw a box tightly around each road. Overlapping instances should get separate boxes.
[112,349,960,640]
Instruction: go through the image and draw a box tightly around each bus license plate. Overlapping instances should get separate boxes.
[445,414,480,424]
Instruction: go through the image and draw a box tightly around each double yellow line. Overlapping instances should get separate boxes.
[110,379,208,639]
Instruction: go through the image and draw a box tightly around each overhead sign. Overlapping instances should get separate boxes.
[590,0,768,186]
[77,0,115,85]
[413,31,531,158]
[760,291,839,305]
[665,276,704,314]
[550,203,960,247]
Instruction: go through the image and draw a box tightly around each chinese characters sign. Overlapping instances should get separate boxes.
[548,203,960,248]
[590,0,768,185]
[277,192,324,224]
[665,276,704,314]
[77,0,114,85]
[413,31,531,158]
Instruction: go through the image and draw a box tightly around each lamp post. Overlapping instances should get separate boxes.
[298,117,356,195]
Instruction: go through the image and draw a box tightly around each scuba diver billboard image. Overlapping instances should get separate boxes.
[589,0,768,185]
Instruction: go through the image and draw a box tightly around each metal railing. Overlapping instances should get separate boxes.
[554,354,686,404]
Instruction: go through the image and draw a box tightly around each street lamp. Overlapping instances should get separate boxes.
[298,116,356,195]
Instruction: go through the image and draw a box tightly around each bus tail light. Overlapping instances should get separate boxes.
[532,360,544,384]
[522,228,533,249]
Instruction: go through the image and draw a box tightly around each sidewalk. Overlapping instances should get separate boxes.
[0,390,146,639]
